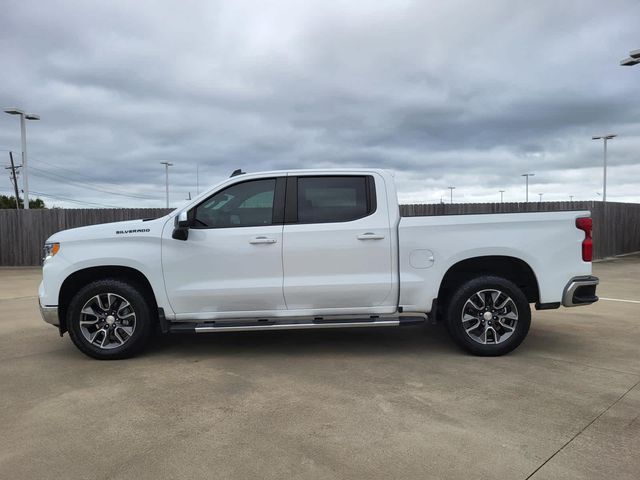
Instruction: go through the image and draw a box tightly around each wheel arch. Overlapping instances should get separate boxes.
[58,265,158,334]
[437,255,540,309]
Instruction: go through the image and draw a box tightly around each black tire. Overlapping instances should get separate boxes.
[444,275,531,356]
[67,279,154,360]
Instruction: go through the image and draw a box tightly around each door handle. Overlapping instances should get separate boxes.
[249,236,277,244]
[357,232,385,240]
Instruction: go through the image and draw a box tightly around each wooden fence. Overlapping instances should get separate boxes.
[1,202,639,265]
[0,208,172,266]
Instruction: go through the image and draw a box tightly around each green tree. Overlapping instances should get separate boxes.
[0,195,46,209]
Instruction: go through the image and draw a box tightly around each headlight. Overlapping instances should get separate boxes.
[42,243,60,263]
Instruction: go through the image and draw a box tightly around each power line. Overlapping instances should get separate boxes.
[30,165,160,201]
[28,157,160,200]
[30,163,159,200]
[30,190,121,208]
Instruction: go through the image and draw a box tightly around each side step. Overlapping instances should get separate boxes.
[167,316,426,334]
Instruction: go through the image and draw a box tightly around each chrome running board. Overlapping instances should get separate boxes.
[194,319,400,333]
[167,316,426,334]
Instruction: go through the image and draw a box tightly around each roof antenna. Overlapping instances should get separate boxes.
[230,169,245,177]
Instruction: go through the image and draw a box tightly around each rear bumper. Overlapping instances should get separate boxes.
[562,275,599,307]
[39,301,60,327]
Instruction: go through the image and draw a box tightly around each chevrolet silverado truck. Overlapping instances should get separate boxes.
[39,169,599,359]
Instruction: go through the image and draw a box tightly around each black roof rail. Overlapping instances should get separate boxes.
[230,169,246,178]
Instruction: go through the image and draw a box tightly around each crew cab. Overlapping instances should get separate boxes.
[38,169,599,359]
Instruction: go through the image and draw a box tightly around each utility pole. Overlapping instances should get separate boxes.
[4,108,40,209]
[499,190,505,203]
[8,151,21,210]
[521,173,535,202]
[160,162,173,208]
[592,135,616,203]
[448,186,455,204]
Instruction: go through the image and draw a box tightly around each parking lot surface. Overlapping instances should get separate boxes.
[1,256,639,479]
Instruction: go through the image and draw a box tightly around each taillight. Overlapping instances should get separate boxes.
[576,217,593,262]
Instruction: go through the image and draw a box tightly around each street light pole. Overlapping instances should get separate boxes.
[521,173,535,202]
[4,107,40,209]
[538,193,543,202]
[620,49,640,66]
[592,134,616,202]
[499,190,505,203]
[160,162,173,208]
[448,186,455,204]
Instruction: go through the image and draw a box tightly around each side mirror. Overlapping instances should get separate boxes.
[172,210,192,240]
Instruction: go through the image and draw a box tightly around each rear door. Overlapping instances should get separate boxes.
[282,173,394,313]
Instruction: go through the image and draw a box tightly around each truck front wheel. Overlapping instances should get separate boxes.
[444,275,531,356]
[66,279,153,360]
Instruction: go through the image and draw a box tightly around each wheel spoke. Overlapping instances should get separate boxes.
[465,319,481,333]
[117,300,131,315]
[113,328,125,345]
[96,295,109,311]
[494,296,510,310]
[100,330,110,348]
[117,326,134,337]
[498,319,515,331]
[481,326,489,344]
[81,305,99,317]
[106,293,117,310]
[468,293,485,310]
[490,291,500,308]
[89,328,104,344]
[487,326,499,343]
[80,318,100,326]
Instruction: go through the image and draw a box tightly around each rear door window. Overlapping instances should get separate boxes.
[297,176,374,223]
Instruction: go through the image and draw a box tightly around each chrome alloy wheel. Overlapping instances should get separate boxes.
[461,289,519,345]
[79,293,137,350]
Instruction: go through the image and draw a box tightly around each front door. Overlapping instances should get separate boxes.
[162,177,286,319]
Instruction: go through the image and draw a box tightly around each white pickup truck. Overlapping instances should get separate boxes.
[39,169,599,359]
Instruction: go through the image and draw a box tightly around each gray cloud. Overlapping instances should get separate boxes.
[1,0,639,207]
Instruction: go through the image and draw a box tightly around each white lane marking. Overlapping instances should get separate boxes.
[599,297,640,304]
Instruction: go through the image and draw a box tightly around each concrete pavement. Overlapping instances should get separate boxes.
[0,259,639,479]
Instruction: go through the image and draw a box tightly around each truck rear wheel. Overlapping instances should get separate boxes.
[67,279,153,360]
[444,275,531,356]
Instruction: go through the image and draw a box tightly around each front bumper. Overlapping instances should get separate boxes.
[562,275,599,307]
[39,301,59,327]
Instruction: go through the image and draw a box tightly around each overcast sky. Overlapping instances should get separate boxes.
[1,0,639,208]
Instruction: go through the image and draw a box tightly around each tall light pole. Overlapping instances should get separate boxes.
[4,107,40,209]
[499,190,505,203]
[448,186,455,204]
[592,134,616,202]
[521,173,535,202]
[569,195,574,202]
[620,49,640,66]
[160,162,173,208]
[538,193,543,202]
